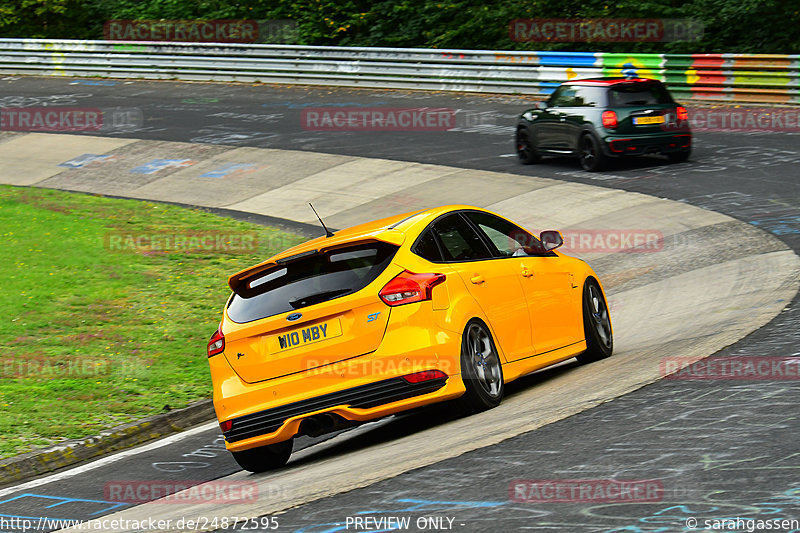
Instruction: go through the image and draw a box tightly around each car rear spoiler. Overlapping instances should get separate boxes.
[228,231,405,296]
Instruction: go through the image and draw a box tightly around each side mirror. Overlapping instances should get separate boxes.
[539,230,563,251]
[533,101,547,111]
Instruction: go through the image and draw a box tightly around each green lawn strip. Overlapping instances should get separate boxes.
[0,185,305,459]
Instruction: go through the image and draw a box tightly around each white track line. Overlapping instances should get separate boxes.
[0,421,219,498]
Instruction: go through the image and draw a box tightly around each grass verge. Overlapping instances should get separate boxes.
[0,185,305,459]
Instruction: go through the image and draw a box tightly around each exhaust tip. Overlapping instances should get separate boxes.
[299,413,350,438]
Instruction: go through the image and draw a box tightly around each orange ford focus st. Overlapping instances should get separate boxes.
[207,205,613,472]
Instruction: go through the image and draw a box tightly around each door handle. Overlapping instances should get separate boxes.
[470,274,485,285]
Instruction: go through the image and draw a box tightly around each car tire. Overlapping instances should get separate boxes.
[231,439,293,473]
[576,278,613,364]
[516,128,541,164]
[667,150,691,163]
[456,320,505,412]
[579,133,608,172]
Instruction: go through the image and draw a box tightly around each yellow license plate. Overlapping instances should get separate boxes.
[271,319,342,352]
[633,115,665,125]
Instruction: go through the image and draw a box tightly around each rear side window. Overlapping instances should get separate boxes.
[548,86,579,107]
[412,230,443,262]
[609,82,674,106]
[431,214,492,262]
[227,241,398,323]
[573,86,606,107]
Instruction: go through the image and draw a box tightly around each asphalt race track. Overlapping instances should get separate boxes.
[0,76,799,533]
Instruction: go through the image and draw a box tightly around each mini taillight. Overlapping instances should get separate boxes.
[402,370,448,383]
[601,110,617,129]
[379,271,445,307]
[677,106,689,121]
[207,327,225,358]
[220,419,232,433]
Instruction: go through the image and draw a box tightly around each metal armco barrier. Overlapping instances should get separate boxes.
[0,39,798,104]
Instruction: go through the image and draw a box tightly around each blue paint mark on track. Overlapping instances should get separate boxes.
[200,163,255,178]
[69,80,118,86]
[0,492,128,523]
[58,154,113,168]
[131,159,195,174]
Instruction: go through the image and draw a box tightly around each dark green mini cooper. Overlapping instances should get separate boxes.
[515,77,692,171]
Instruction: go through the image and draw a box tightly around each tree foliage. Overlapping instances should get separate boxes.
[0,0,797,53]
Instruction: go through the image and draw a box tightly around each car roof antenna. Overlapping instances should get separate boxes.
[309,203,334,238]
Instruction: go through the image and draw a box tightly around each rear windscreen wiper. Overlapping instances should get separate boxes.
[288,288,352,309]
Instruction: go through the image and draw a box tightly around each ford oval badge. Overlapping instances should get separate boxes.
[287,312,303,322]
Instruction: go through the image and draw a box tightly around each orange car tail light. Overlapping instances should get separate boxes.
[220,419,233,433]
[601,110,618,129]
[207,327,225,357]
[402,370,448,383]
[379,271,445,306]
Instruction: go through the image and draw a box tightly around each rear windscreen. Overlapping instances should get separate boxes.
[609,82,674,106]
[227,241,398,323]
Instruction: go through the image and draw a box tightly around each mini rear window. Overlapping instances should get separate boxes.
[227,241,398,323]
[608,82,674,106]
